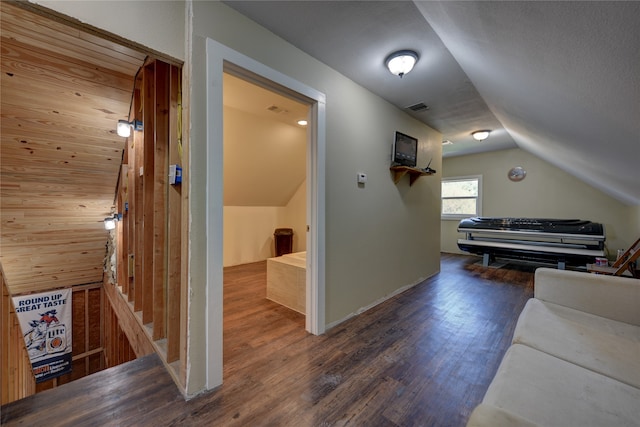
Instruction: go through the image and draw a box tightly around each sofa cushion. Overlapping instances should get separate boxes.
[513,298,640,388]
[483,344,640,427]
[467,403,540,427]
[534,267,640,326]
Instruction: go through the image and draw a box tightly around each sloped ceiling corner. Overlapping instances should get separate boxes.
[223,73,307,207]
[415,1,640,205]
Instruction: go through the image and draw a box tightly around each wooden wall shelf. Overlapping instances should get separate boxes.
[390,165,433,186]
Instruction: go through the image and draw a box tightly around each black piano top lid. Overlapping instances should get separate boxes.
[458,217,604,236]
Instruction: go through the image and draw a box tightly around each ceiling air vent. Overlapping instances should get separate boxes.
[406,102,429,112]
[266,105,288,114]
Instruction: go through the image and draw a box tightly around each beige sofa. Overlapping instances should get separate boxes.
[467,267,640,427]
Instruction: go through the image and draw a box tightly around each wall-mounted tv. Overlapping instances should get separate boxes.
[392,131,418,167]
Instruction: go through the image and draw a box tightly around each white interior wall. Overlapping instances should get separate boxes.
[441,148,637,258]
[223,181,306,266]
[223,206,285,266]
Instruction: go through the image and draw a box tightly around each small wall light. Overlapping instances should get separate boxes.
[385,50,419,78]
[472,130,491,141]
[297,120,308,126]
[104,217,116,230]
[103,213,122,230]
[116,119,143,138]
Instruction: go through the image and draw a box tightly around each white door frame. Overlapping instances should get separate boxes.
[205,38,326,389]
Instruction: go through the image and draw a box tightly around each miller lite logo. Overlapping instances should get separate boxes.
[45,324,67,354]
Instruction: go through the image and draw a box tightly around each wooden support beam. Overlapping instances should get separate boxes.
[152,61,169,340]
[141,63,155,325]
[166,64,182,362]
[133,88,144,311]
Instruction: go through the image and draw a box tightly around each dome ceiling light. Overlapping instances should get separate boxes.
[472,130,491,141]
[385,50,419,78]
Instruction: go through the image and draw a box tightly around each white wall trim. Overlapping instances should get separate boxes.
[205,38,326,390]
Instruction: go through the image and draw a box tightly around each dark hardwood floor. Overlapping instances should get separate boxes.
[2,254,534,426]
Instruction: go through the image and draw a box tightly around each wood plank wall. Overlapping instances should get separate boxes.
[0,264,35,405]
[36,283,105,394]
[103,280,151,367]
[0,268,116,404]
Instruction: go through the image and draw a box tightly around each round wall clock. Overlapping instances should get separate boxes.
[508,166,526,182]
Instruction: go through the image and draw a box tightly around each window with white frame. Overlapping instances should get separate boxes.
[441,175,482,219]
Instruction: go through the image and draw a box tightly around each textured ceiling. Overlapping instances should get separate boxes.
[224,1,640,205]
[416,1,640,205]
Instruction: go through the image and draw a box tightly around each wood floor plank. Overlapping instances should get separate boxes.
[1,254,534,426]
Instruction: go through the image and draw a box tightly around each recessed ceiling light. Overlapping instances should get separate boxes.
[297,120,308,126]
[472,130,491,141]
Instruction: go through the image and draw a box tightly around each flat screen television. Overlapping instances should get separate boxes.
[392,131,418,167]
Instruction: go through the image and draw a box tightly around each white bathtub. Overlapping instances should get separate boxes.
[266,251,306,314]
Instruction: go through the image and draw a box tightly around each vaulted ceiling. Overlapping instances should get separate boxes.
[225,1,640,205]
[0,2,146,294]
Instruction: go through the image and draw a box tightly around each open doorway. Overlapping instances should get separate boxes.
[205,39,325,388]
[222,72,309,362]
[222,72,308,268]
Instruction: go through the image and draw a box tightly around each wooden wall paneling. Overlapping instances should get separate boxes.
[152,61,169,341]
[2,76,130,130]
[1,264,36,405]
[88,287,102,352]
[0,5,144,75]
[44,284,104,389]
[1,278,104,403]
[72,290,87,355]
[166,65,182,363]
[106,304,113,366]
[118,322,125,364]
[0,37,134,96]
[1,267,8,403]
[141,63,155,324]
[103,278,155,359]
[83,288,90,376]
[88,352,103,375]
